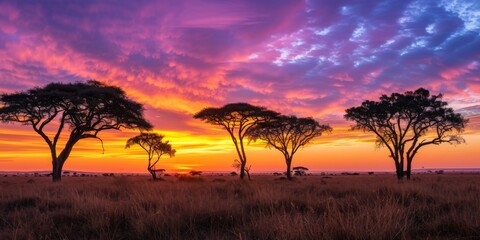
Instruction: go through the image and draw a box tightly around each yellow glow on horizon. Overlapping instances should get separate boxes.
[0,117,479,173]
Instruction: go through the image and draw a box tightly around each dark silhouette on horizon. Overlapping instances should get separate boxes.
[125,133,175,180]
[232,158,252,180]
[293,166,309,176]
[0,82,470,183]
[248,115,331,180]
[345,88,467,180]
[189,170,202,176]
[0,80,152,182]
[194,103,279,180]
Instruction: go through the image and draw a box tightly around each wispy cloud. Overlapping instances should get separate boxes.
[0,0,479,171]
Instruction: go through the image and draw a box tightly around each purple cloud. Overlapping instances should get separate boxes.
[0,0,478,133]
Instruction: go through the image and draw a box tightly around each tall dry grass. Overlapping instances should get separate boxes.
[1,174,479,239]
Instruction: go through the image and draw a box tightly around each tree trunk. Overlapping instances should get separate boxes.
[239,160,246,180]
[52,159,63,182]
[397,171,404,181]
[148,169,157,180]
[238,135,249,180]
[394,158,402,180]
[51,139,77,182]
[399,156,405,180]
[406,159,412,180]
[286,159,292,180]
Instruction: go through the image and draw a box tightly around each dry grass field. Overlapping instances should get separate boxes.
[1,173,480,239]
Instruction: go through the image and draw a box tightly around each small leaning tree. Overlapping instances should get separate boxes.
[125,133,175,180]
[0,80,153,182]
[345,88,467,180]
[248,115,332,180]
[194,103,279,180]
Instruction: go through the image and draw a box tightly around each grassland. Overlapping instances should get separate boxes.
[1,174,480,239]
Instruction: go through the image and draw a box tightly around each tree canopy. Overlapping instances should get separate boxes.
[126,133,175,180]
[0,80,153,181]
[248,115,331,180]
[194,102,279,180]
[345,88,467,180]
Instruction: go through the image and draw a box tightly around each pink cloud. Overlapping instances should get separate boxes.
[0,0,479,136]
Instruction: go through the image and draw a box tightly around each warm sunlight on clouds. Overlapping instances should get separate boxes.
[0,0,479,173]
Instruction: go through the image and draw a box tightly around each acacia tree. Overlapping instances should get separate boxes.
[0,80,152,182]
[345,88,467,180]
[194,103,278,180]
[125,133,175,180]
[293,166,309,176]
[232,159,251,180]
[248,115,331,180]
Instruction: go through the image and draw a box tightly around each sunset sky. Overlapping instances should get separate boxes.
[0,0,479,173]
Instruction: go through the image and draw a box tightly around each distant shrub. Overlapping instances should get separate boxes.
[189,171,202,176]
[341,172,360,176]
[293,166,309,176]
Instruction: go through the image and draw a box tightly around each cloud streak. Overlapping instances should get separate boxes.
[0,0,479,172]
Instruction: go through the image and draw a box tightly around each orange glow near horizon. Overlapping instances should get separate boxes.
[0,1,479,174]
[1,116,479,174]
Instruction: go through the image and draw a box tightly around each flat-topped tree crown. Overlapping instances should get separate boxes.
[292,166,309,171]
[0,80,153,181]
[126,133,175,180]
[345,88,467,180]
[52,80,152,131]
[194,102,278,126]
[248,115,331,180]
[194,102,279,180]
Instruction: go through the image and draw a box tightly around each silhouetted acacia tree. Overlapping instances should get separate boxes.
[293,166,309,176]
[345,88,467,180]
[0,80,152,182]
[248,115,331,180]
[189,170,202,176]
[194,103,278,180]
[232,158,251,180]
[125,133,175,180]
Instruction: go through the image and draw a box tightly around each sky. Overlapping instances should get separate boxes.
[0,0,479,173]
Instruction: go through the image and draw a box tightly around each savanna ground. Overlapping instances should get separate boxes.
[1,173,480,240]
